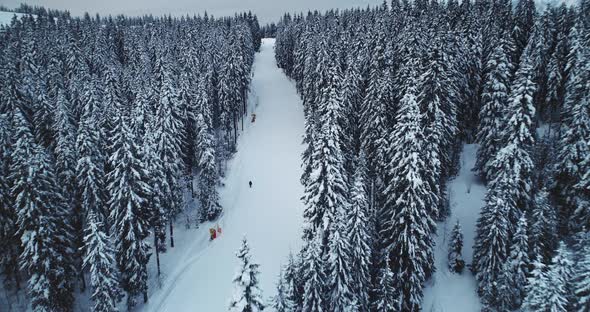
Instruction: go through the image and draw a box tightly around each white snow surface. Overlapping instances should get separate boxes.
[423,144,484,312]
[141,38,305,312]
[0,11,28,26]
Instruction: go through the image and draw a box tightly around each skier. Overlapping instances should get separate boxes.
[249,181,252,188]
[209,228,217,241]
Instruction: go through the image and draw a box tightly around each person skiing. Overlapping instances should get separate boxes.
[209,228,217,241]
[249,181,252,188]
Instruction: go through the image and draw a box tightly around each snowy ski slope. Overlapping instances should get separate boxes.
[423,144,484,311]
[142,38,305,312]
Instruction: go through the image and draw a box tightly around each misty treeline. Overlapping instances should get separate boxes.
[0,9,260,311]
[272,0,590,311]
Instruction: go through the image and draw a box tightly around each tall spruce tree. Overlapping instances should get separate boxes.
[83,212,121,312]
[473,190,511,310]
[12,109,75,311]
[107,112,151,309]
[382,76,435,311]
[347,156,372,310]
[475,42,512,181]
[448,220,464,273]
[229,237,265,312]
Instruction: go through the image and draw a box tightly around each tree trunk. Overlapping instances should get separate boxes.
[169,220,175,248]
[154,227,161,276]
[79,269,86,292]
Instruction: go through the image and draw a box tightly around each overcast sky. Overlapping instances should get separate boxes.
[1,0,387,24]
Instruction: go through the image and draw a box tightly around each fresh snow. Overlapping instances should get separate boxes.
[423,144,484,312]
[0,11,28,27]
[142,38,305,312]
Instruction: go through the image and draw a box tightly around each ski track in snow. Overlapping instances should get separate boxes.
[142,38,305,312]
[423,144,484,312]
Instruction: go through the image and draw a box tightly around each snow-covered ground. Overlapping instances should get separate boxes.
[141,38,305,312]
[0,11,28,27]
[423,144,485,312]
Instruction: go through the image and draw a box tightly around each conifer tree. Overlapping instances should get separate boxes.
[107,112,151,309]
[473,190,510,310]
[498,56,536,210]
[530,189,558,262]
[196,113,221,221]
[475,43,512,181]
[574,238,590,312]
[544,242,574,311]
[327,214,355,312]
[273,269,295,312]
[347,156,372,310]
[448,220,464,273]
[373,258,398,312]
[499,214,530,310]
[77,88,107,224]
[83,212,121,312]
[553,25,590,233]
[301,55,348,246]
[155,64,185,247]
[229,237,265,312]
[302,235,326,312]
[0,113,18,289]
[522,257,550,311]
[382,77,435,311]
[12,110,75,311]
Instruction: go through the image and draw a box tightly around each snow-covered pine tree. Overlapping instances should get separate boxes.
[83,211,122,312]
[448,220,464,273]
[512,0,536,66]
[416,45,458,184]
[229,237,265,312]
[11,109,75,311]
[327,212,355,312]
[498,55,536,210]
[53,88,84,288]
[0,113,19,289]
[574,237,590,312]
[475,42,512,182]
[553,24,590,234]
[301,45,348,247]
[498,214,530,310]
[273,269,295,312]
[522,257,550,311]
[155,60,185,247]
[76,84,107,225]
[473,190,511,310]
[107,112,151,309]
[382,73,435,311]
[373,258,398,312]
[544,242,574,311]
[196,112,222,222]
[302,234,326,312]
[347,155,372,310]
[360,18,390,190]
[284,251,303,308]
[142,121,167,272]
[530,189,558,262]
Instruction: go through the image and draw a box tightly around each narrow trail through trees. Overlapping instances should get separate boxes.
[143,38,306,312]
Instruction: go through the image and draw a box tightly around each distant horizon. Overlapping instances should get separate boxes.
[0,0,382,24]
[0,0,578,24]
